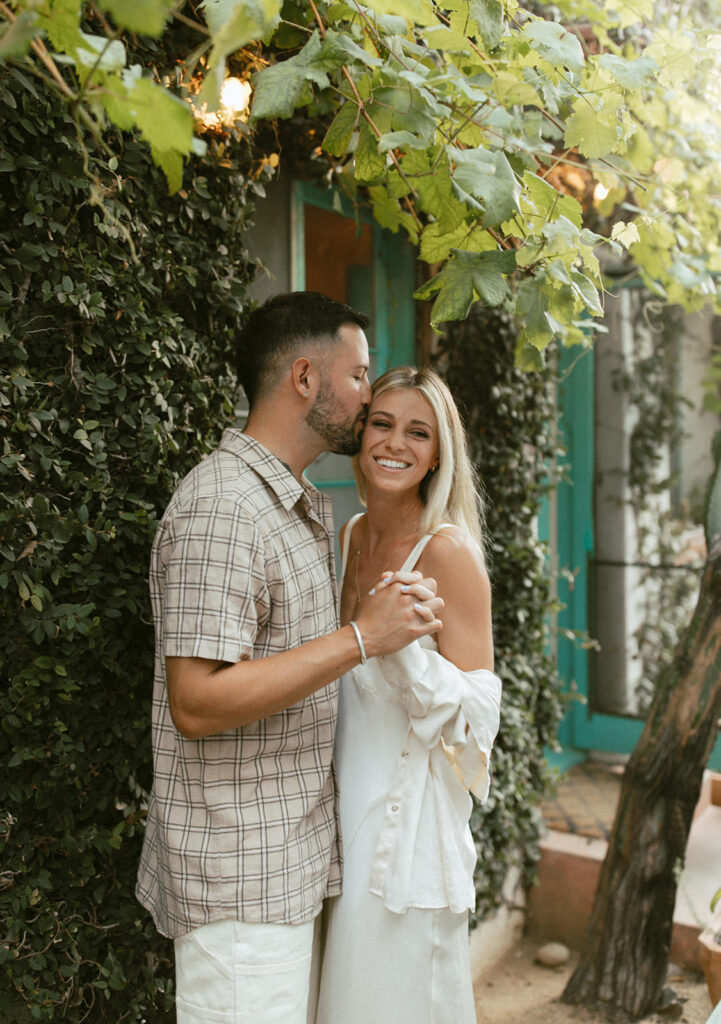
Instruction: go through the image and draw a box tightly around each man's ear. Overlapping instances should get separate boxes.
[291,356,316,400]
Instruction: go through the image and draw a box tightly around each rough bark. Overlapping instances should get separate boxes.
[562,536,721,1019]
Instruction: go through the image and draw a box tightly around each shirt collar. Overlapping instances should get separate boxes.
[218,428,325,515]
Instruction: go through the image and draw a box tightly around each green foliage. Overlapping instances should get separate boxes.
[0,63,261,1021]
[436,307,566,920]
[615,297,702,714]
[3,0,720,363]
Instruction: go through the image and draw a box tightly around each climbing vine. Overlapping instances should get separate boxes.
[614,294,705,713]
[0,54,264,1021]
[437,305,565,920]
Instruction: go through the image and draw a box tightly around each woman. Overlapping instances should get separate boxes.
[315,367,502,1024]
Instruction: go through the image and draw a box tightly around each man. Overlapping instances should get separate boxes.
[136,291,443,1024]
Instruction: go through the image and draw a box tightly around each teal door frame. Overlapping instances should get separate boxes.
[291,180,416,504]
[291,181,415,373]
[546,343,721,772]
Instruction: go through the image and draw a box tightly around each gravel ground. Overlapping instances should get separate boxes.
[473,938,714,1024]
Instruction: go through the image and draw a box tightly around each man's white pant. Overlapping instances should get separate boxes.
[174,918,317,1024]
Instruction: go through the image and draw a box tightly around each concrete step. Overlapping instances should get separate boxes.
[527,771,721,969]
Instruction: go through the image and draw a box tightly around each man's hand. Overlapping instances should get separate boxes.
[167,570,443,739]
[353,569,444,659]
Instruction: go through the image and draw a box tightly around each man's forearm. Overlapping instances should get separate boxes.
[167,625,362,739]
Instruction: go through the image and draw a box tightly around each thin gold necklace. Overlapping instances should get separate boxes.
[352,527,417,611]
[353,545,363,612]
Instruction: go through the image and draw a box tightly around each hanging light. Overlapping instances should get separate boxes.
[220,77,252,118]
[194,76,253,130]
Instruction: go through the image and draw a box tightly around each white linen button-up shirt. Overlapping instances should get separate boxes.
[352,638,502,914]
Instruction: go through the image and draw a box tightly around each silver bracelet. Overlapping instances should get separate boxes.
[349,620,367,664]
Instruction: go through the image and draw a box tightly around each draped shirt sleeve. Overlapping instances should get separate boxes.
[351,640,502,914]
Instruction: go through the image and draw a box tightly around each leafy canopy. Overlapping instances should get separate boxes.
[2,0,720,363]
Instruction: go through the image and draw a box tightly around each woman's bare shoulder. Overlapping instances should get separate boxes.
[422,525,486,568]
[419,525,490,598]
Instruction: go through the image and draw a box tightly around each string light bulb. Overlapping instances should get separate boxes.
[220,77,252,118]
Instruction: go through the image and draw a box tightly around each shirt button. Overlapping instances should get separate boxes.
[391,804,399,812]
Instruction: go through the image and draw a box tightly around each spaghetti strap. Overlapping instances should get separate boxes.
[399,522,455,573]
[340,513,365,583]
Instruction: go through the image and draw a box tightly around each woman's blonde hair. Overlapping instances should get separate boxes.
[354,366,486,560]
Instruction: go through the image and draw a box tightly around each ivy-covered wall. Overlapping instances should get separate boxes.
[2,61,565,1024]
[438,307,565,921]
[0,65,262,1021]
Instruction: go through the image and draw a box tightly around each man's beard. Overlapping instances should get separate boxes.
[306,377,363,456]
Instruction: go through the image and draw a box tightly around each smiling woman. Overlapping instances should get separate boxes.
[315,366,500,1024]
[353,366,485,552]
[361,389,439,494]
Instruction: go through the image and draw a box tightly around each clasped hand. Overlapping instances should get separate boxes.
[354,570,444,660]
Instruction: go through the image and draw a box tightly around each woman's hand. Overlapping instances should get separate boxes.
[353,570,444,658]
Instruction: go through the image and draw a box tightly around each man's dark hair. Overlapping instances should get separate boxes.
[237,291,370,407]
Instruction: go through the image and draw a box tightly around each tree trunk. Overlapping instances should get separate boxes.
[562,536,721,1019]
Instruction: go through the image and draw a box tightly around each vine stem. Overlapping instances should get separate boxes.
[0,1,76,99]
[306,0,423,232]
[171,8,210,34]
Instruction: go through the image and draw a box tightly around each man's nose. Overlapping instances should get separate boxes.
[361,378,371,405]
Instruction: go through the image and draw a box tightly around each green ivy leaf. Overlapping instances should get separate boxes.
[420,221,469,263]
[570,271,603,316]
[367,185,419,241]
[515,337,545,371]
[644,29,695,88]
[37,0,84,56]
[129,79,194,158]
[469,0,504,51]
[0,10,39,58]
[450,147,521,228]
[523,172,583,231]
[564,90,624,158]
[250,31,329,121]
[321,28,383,69]
[415,249,515,325]
[520,21,585,73]
[202,0,281,43]
[598,53,658,89]
[414,164,466,232]
[354,119,386,184]
[516,276,557,350]
[378,130,427,152]
[75,34,126,72]
[100,76,135,131]
[323,100,359,157]
[493,72,541,108]
[151,147,183,195]
[99,0,175,35]
[611,221,641,249]
[361,0,436,27]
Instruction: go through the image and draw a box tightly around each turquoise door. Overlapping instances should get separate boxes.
[291,181,416,530]
[546,346,721,772]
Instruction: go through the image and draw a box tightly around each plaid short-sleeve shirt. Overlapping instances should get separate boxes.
[136,430,342,938]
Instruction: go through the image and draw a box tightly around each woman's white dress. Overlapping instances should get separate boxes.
[315,517,502,1024]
